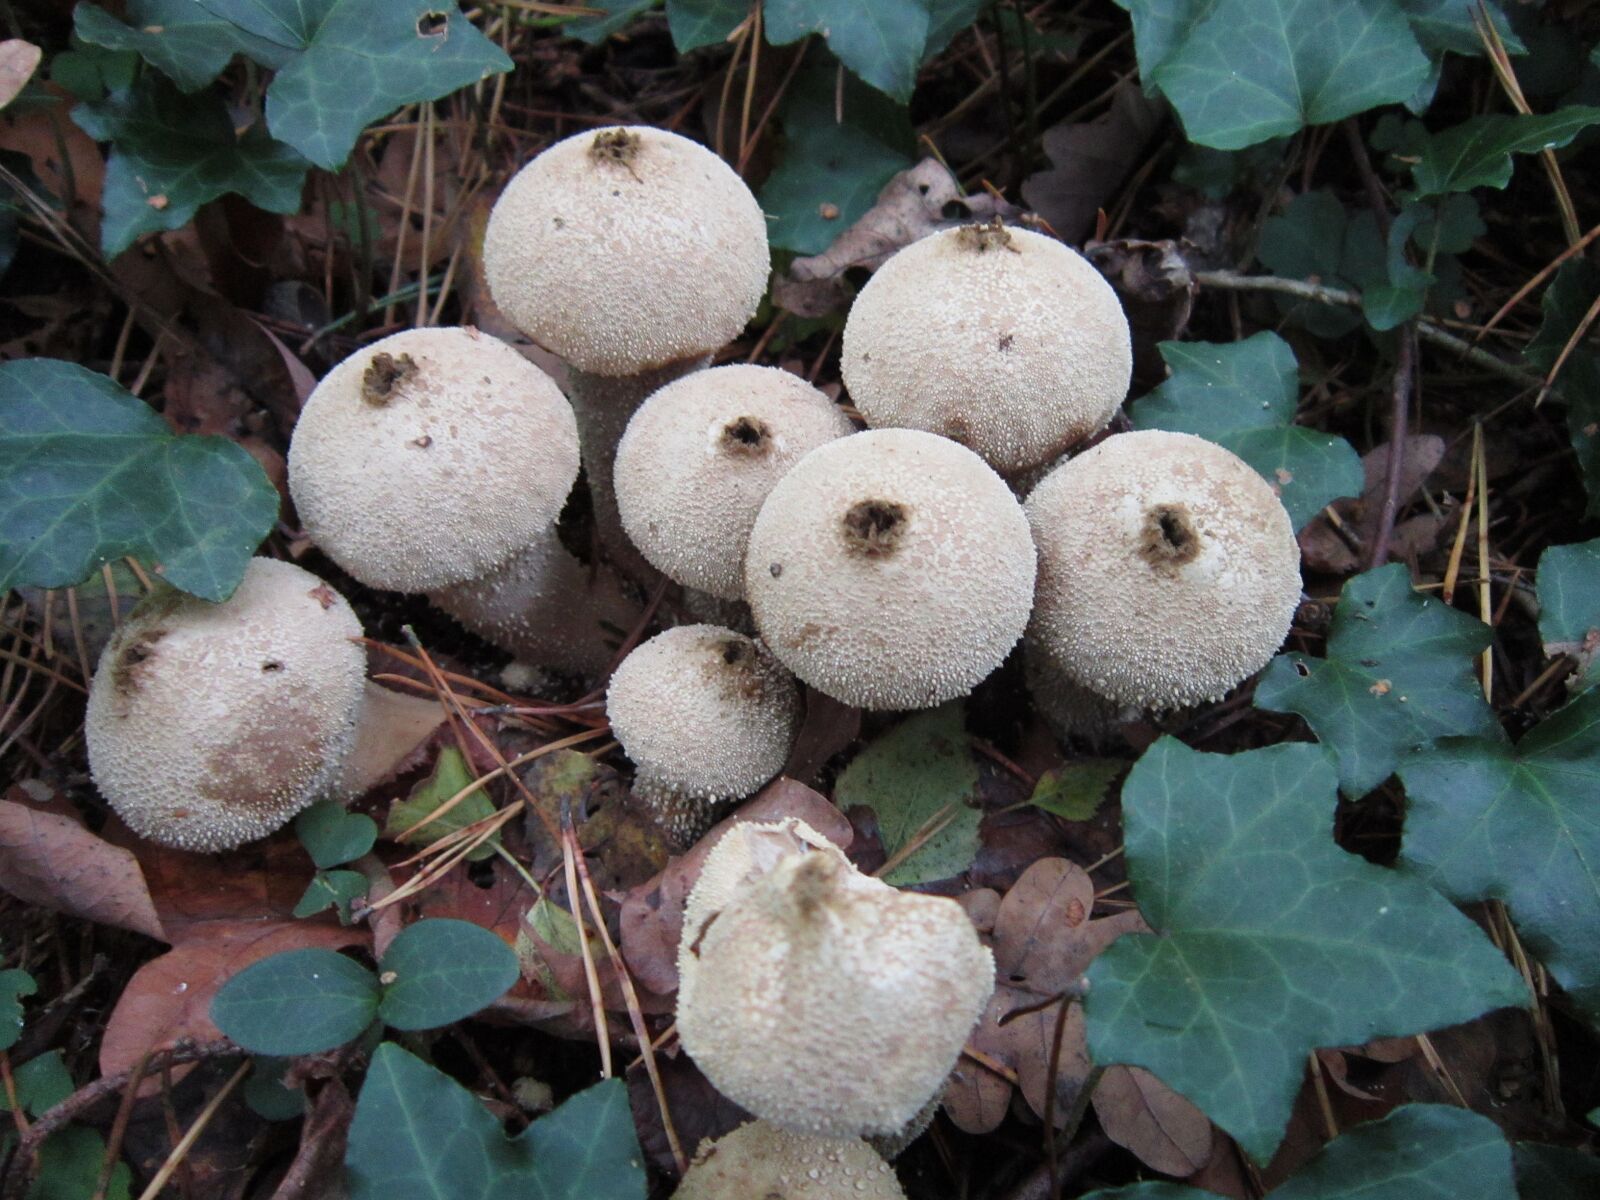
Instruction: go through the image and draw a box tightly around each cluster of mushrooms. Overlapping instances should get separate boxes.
[81,125,1304,1195]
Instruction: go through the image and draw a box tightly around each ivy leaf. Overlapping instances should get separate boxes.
[210,948,381,1056]
[665,0,747,52]
[1084,739,1525,1164]
[1526,259,1600,371]
[196,0,512,169]
[763,0,930,103]
[385,747,498,862]
[1410,107,1600,197]
[29,1126,133,1200]
[73,0,291,93]
[1130,332,1362,529]
[73,75,310,257]
[1536,537,1600,693]
[293,869,369,922]
[561,0,656,46]
[1398,0,1524,60]
[1515,1141,1600,1200]
[0,359,278,602]
[1255,564,1501,797]
[0,966,35,1051]
[295,801,377,869]
[1398,689,1600,1024]
[833,701,981,885]
[376,919,519,1031]
[925,0,986,59]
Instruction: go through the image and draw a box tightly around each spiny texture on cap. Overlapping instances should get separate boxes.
[607,626,801,840]
[615,365,855,599]
[674,1121,906,1200]
[85,558,366,852]
[1026,429,1301,710]
[676,828,994,1137]
[288,326,578,593]
[744,429,1036,711]
[841,224,1132,475]
[1022,636,1131,741]
[484,126,769,376]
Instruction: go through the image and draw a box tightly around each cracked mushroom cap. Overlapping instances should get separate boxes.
[484,126,770,376]
[1025,429,1301,710]
[743,428,1036,710]
[674,1121,906,1200]
[85,558,366,852]
[676,817,994,1138]
[287,326,579,594]
[841,223,1132,475]
[614,365,855,599]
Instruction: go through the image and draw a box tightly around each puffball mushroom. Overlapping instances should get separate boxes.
[744,428,1036,710]
[614,365,854,600]
[1025,429,1302,711]
[84,558,442,852]
[841,222,1132,475]
[676,817,994,1138]
[674,1121,906,1200]
[606,625,801,843]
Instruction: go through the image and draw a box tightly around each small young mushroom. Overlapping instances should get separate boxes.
[84,558,443,852]
[676,817,994,1138]
[840,222,1132,475]
[613,364,854,600]
[674,1120,906,1200]
[1025,429,1302,711]
[743,428,1036,710]
[606,625,801,844]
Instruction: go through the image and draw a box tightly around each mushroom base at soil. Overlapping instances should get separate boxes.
[335,680,448,797]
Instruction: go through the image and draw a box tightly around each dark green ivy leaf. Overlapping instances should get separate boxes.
[1084,739,1524,1164]
[292,870,369,922]
[210,949,380,1056]
[0,966,35,1051]
[73,0,290,93]
[664,0,746,52]
[1397,0,1524,60]
[1515,1141,1600,1200]
[1410,106,1600,197]
[294,800,377,870]
[376,919,519,1031]
[1535,537,1600,692]
[763,0,930,103]
[562,0,658,46]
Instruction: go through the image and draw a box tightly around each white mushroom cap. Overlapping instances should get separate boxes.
[287,326,579,593]
[676,818,994,1137]
[674,1121,906,1200]
[614,365,854,599]
[84,558,366,852]
[743,429,1036,710]
[841,223,1132,474]
[1025,429,1302,710]
[484,126,770,376]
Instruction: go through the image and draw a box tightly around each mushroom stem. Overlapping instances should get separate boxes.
[336,680,447,796]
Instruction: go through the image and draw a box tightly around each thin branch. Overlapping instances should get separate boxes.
[1367,327,1417,570]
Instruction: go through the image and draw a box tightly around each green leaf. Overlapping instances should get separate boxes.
[665,0,745,52]
[760,61,915,255]
[1255,564,1501,797]
[196,0,512,169]
[385,747,498,862]
[377,919,519,1031]
[1560,355,1600,521]
[0,359,278,602]
[1131,333,1363,529]
[764,0,930,103]
[925,0,986,59]
[243,1057,308,1121]
[210,948,380,1055]
[1398,688,1600,1024]
[1254,190,1364,337]
[0,966,34,1051]
[293,869,369,922]
[1515,1142,1600,1200]
[345,1043,645,1200]
[29,1126,131,1200]
[50,40,138,103]
[561,0,657,46]
[1410,107,1600,197]
[1027,759,1123,822]
[1084,738,1525,1164]
[1398,0,1523,60]
[1526,260,1600,371]
[73,75,310,257]
[1128,0,1431,151]
[295,801,377,869]
[1536,537,1600,692]
[0,1050,72,1115]
[833,702,981,885]
[73,0,290,93]
[1409,192,1484,255]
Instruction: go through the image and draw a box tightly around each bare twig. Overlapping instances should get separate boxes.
[1367,327,1416,570]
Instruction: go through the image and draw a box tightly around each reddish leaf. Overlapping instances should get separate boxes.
[1092,1064,1213,1176]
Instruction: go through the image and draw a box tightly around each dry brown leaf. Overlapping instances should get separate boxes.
[1092,1064,1213,1176]
[1022,85,1166,242]
[0,40,41,111]
[1299,435,1446,574]
[0,85,104,233]
[1084,238,1198,386]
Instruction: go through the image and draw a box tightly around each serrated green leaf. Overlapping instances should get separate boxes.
[377,918,519,1031]
[73,75,310,257]
[1410,107,1600,197]
[1398,688,1600,1024]
[1536,537,1600,693]
[1085,738,1525,1164]
[834,701,981,885]
[345,1043,645,1200]
[29,1126,132,1200]
[0,359,278,602]
[1515,1142,1600,1200]
[73,0,290,93]
[1131,332,1362,529]
[0,966,34,1051]
[196,0,511,169]
[1131,0,1431,151]
[210,948,380,1056]
[1028,759,1123,822]
[293,869,369,921]
[295,801,377,869]
[0,1050,71,1115]
[664,0,744,52]
[385,747,498,862]
[1255,564,1501,797]
[764,0,930,103]
[760,62,915,255]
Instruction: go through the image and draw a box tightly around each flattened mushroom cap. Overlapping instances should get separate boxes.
[674,1120,906,1200]
[744,429,1036,710]
[484,126,770,376]
[841,224,1131,474]
[85,558,366,852]
[287,326,578,593]
[614,365,854,599]
[1025,429,1301,710]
